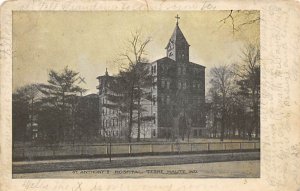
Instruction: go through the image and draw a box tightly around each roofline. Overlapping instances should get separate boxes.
[189,62,206,68]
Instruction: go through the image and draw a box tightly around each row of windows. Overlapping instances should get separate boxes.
[161,80,170,89]
[99,129,120,136]
[102,108,118,115]
[152,63,203,76]
[177,67,202,76]
[156,95,203,105]
[100,129,157,137]
[102,115,157,127]
[102,118,122,128]
[160,95,170,104]
[160,80,202,90]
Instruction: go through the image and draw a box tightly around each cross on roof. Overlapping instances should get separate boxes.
[175,14,180,25]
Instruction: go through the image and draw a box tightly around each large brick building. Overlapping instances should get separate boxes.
[97,18,206,140]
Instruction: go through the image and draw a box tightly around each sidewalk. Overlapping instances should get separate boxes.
[13,151,260,174]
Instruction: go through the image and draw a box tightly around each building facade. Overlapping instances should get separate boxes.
[97,19,206,140]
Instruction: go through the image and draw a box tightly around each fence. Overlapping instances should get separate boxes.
[13,141,260,160]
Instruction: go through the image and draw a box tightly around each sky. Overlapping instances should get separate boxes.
[13,11,259,94]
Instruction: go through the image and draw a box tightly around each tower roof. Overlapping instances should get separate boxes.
[165,24,190,49]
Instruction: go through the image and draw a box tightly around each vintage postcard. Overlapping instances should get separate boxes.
[1,0,300,190]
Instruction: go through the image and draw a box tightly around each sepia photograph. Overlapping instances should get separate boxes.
[12,11,260,178]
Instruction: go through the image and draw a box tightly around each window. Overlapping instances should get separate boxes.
[183,82,186,89]
[194,129,197,136]
[161,96,165,104]
[161,80,165,88]
[166,81,170,89]
[182,67,186,75]
[152,129,156,137]
[198,129,202,136]
[198,97,201,104]
[178,67,182,75]
[166,95,170,104]
[153,95,156,105]
[153,113,156,124]
[154,65,156,73]
[178,82,182,89]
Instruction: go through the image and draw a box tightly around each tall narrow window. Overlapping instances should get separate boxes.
[153,95,156,105]
[178,67,182,75]
[152,129,156,137]
[161,96,165,104]
[178,82,182,89]
[161,80,165,88]
[166,81,170,89]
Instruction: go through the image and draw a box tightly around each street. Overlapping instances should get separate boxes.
[14,160,260,178]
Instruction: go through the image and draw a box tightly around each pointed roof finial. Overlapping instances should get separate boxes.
[175,14,180,25]
[105,68,108,76]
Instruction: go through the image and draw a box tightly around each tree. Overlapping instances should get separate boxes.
[111,31,152,142]
[219,10,260,36]
[235,43,260,139]
[38,66,86,143]
[12,84,40,144]
[209,64,237,141]
[75,94,100,144]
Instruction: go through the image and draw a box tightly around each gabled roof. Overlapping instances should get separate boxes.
[165,24,190,49]
[152,57,176,64]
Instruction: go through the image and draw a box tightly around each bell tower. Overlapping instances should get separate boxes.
[165,14,190,63]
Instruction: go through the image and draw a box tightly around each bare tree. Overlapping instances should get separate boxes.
[219,10,260,36]
[112,31,151,142]
[209,64,237,141]
[235,43,260,139]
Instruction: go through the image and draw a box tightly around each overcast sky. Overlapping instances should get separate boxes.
[13,11,259,94]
